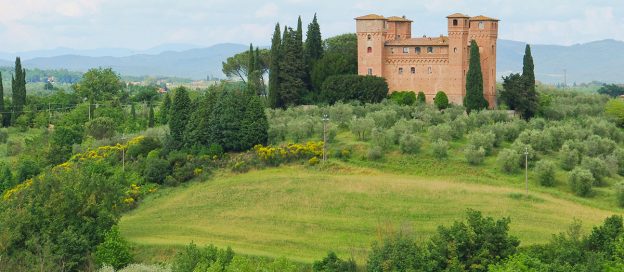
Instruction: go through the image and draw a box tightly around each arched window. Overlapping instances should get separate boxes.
[427,46,433,53]
[428,67,432,74]
[367,34,371,40]
[367,47,372,53]
[453,19,458,26]
[411,67,416,74]
[391,48,395,54]
[454,47,457,53]
[398,67,404,74]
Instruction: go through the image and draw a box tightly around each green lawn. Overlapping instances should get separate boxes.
[120,163,618,264]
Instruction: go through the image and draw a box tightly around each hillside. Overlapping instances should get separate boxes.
[1,40,623,83]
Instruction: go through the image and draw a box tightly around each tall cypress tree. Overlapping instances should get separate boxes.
[148,103,155,128]
[169,87,192,145]
[11,57,26,122]
[242,93,268,147]
[520,44,538,119]
[246,43,257,95]
[296,16,303,48]
[268,23,282,108]
[160,92,171,124]
[279,28,306,107]
[464,40,488,113]
[304,14,323,92]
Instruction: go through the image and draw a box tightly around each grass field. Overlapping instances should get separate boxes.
[119,162,618,264]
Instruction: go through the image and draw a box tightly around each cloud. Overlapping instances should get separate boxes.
[256,3,279,18]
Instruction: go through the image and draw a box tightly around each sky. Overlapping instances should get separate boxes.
[0,0,623,52]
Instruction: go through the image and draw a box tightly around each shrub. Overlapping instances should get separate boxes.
[609,148,624,176]
[582,135,617,157]
[429,124,453,142]
[399,134,422,154]
[560,144,580,171]
[126,136,161,159]
[465,145,486,165]
[605,99,624,127]
[389,91,417,106]
[535,160,556,186]
[143,157,171,184]
[313,251,357,272]
[368,109,398,129]
[85,117,117,140]
[467,131,495,155]
[329,102,354,128]
[417,91,426,104]
[6,139,23,157]
[350,117,375,141]
[569,167,594,197]
[367,234,431,272]
[367,146,384,161]
[432,140,449,160]
[371,128,395,149]
[15,157,40,183]
[308,156,320,166]
[434,91,449,110]
[95,226,133,269]
[321,74,388,104]
[581,157,610,186]
[333,147,352,161]
[172,243,234,272]
[498,149,520,174]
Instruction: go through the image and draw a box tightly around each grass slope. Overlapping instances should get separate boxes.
[120,164,616,263]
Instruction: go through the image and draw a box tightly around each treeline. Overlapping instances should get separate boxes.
[0,66,82,84]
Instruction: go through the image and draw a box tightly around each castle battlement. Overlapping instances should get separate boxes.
[356,13,499,106]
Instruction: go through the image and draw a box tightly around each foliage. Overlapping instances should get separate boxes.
[95,226,133,269]
[467,131,495,155]
[321,74,388,104]
[598,84,624,97]
[350,117,375,141]
[605,99,624,127]
[48,125,84,164]
[498,148,520,174]
[221,47,269,83]
[616,183,624,208]
[488,253,551,272]
[11,57,27,123]
[465,145,486,165]
[464,40,488,113]
[143,157,171,184]
[312,251,356,272]
[434,91,449,110]
[569,167,594,197]
[278,26,307,107]
[367,234,433,272]
[268,23,282,108]
[169,87,192,146]
[73,67,123,103]
[432,139,449,160]
[126,136,162,159]
[171,242,234,272]
[581,157,611,186]
[367,145,383,161]
[389,91,417,106]
[399,134,422,154]
[254,141,323,166]
[417,91,426,105]
[160,92,172,124]
[86,117,117,140]
[535,160,556,187]
[560,144,581,171]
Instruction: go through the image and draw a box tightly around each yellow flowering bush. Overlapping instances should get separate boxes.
[254,141,323,165]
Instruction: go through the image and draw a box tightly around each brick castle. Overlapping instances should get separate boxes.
[356,13,499,106]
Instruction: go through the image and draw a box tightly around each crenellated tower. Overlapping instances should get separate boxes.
[355,14,387,77]
[467,15,499,108]
[447,13,470,104]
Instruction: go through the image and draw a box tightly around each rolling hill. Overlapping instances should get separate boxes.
[1,39,623,83]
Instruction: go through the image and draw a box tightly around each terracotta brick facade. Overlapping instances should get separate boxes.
[356,13,499,107]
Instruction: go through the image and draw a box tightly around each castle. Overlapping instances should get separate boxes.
[356,13,499,106]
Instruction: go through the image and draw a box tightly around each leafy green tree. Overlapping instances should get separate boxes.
[321,75,387,104]
[464,40,488,113]
[311,52,355,92]
[48,125,83,164]
[417,91,426,104]
[367,234,433,271]
[0,162,13,194]
[428,209,520,272]
[488,253,551,272]
[324,33,357,73]
[598,84,624,97]
[11,57,27,123]
[269,24,282,108]
[569,167,594,197]
[434,91,449,110]
[222,48,270,84]
[143,157,171,184]
[0,72,5,127]
[535,160,556,186]
[169,87,192,146]
[160,92,172,124]
[279,27,307,106]
[95,226,133,269]
[500,73,523,111]
[73,68,123,103]
[148,103,155,128]
[85,117,116,140]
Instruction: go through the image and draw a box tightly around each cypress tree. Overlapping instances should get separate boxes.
[304,14,323,92]
[184,91,217,148]
[521,44,538,119]
[268,23,282,108]
[279,28,307,106]
[169,87,192,145]
[464,40,488,113]
[246,43,257,95]
[160,92,171,124]
[130,103,136,120]
[296,16,303,48]
[148,103,155,128]
[11,57,26,123]
[208,89,248,151]
[242,93,268,147]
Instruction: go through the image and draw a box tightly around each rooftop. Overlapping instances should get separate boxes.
[470,15,499,21]
[446,13,470,18]
[355,14,386,20]
[386,16,413,22]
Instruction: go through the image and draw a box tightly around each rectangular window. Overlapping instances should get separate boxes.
[428,67,432,74]
[391,48,395,54]
[410,67,416,74]
[367,68,373,75]
[403,47,409,53]
[399,67,403,74]
[415,47,421,54]
[427,47,433,53]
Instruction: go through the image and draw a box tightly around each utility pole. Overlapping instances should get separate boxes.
[121,133,126,172]
[563,69,567,90]
[524,146,529,197]
[322,114,329,162]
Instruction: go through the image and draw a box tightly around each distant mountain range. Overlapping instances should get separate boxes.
[1,39,623,83]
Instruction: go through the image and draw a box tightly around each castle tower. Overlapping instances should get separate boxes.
[356,14,387,77]
[385,16,412,40]
[468,15,499,108]
[447,13,470,105]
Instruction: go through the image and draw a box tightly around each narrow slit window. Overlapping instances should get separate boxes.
[367,34,371,41]
[367,47,372,53]
[415,47,421,54]
[428,67,432,74]
[453,19,458,26]
[399,67,404,74]
[367,68,373,75]
[427,46,433,53]
[411,67,416,74]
